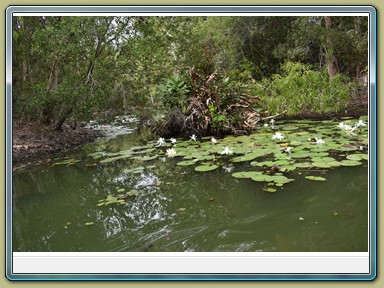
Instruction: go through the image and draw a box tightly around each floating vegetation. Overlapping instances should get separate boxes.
[63,118,368,196]
[305,176,327,181]
[195,165,219,172]
[53,158,81,166]
[97,190,139,207]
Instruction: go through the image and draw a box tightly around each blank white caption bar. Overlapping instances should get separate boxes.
[13,252,370,274]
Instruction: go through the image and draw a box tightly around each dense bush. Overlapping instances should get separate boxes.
[252,62,353,116]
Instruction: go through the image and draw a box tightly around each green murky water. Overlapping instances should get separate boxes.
[12,119,369,252]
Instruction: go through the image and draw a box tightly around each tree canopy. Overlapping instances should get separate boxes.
[12,15,368,132]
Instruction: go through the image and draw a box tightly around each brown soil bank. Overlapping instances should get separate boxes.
[12,121,102,168]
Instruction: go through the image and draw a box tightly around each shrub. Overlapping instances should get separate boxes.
[252,61,352,116]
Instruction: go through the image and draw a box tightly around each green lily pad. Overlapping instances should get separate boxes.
[251,161,274,167]
[340,160,362,166]
[312,162,332,168]
[251,174,273,182]
[99,155,131,163]
[123,166,145,174]
[305,176,326,181]
[294,162,312,168]
[230,152,265,163]
[269,175,295,184]
[195,165,218,172]
[346,153,368,161]
[291,152,310,159]
[232,171,263,179]
[263,187,277,193]
[53,158,81,166]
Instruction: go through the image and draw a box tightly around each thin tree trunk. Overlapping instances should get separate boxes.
[43,61,60,125]
[54,107,73,131]
[324,16,339,80]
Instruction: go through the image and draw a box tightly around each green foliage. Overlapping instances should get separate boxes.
[158,75,190,112]
[252,62,352,115]
[12,16,366,126]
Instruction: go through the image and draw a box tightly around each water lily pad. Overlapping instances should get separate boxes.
[269,175,295,184]
[305,176,326,181]
[232,171,263,179]
[340,160,362,166]
[251,174,273,182]
[263,187,277,193]
[294,162,312,168]
[53,158,81,166]
[230,152,266,163]
[123,167,145,174]
[195,165,218,172]
[251,161,274,167]
[132,155,158,161]
[346,153,368,161]
[291,152,310,159]
[99,155,131,163]
[311,162,332,168]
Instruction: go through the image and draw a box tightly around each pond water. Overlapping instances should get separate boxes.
[12,119,369,252]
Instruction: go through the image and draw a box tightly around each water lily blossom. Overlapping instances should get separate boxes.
[166,148,177,158]
[222,165,234,173]
[190,134,197,141]
[272,132,284,140]
[338,122,345,129]
[356,119,366,127]
[221,147,233,155]
[270,119,275,125]
[211,137,217,145]
[315,137,325,144]
[264,123,269,127]
[284,146,292,155]
[157,137,165,146]
[170,138,177,145]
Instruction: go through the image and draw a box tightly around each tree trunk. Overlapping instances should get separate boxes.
[324,16,339,80]
[54,107,73,131]
[42,62,60,125]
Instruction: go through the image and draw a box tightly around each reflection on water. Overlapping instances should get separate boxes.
[12,127,368,252]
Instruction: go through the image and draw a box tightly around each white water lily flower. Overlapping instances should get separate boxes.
[356,119,366,127]
[284,146,292,154]
[270,119,275,125]
[211,137,217,145]
[315,137,325,144]
[359,146,364,151]
[222,165,234,173]
[166,148,177,158]
[157,137,165,146]
[264,123,269,127]
[170,138,177,145]
[190,134,197,141]
[272,132,284,140]
[221,147,233,155]
[338,122,345,129]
